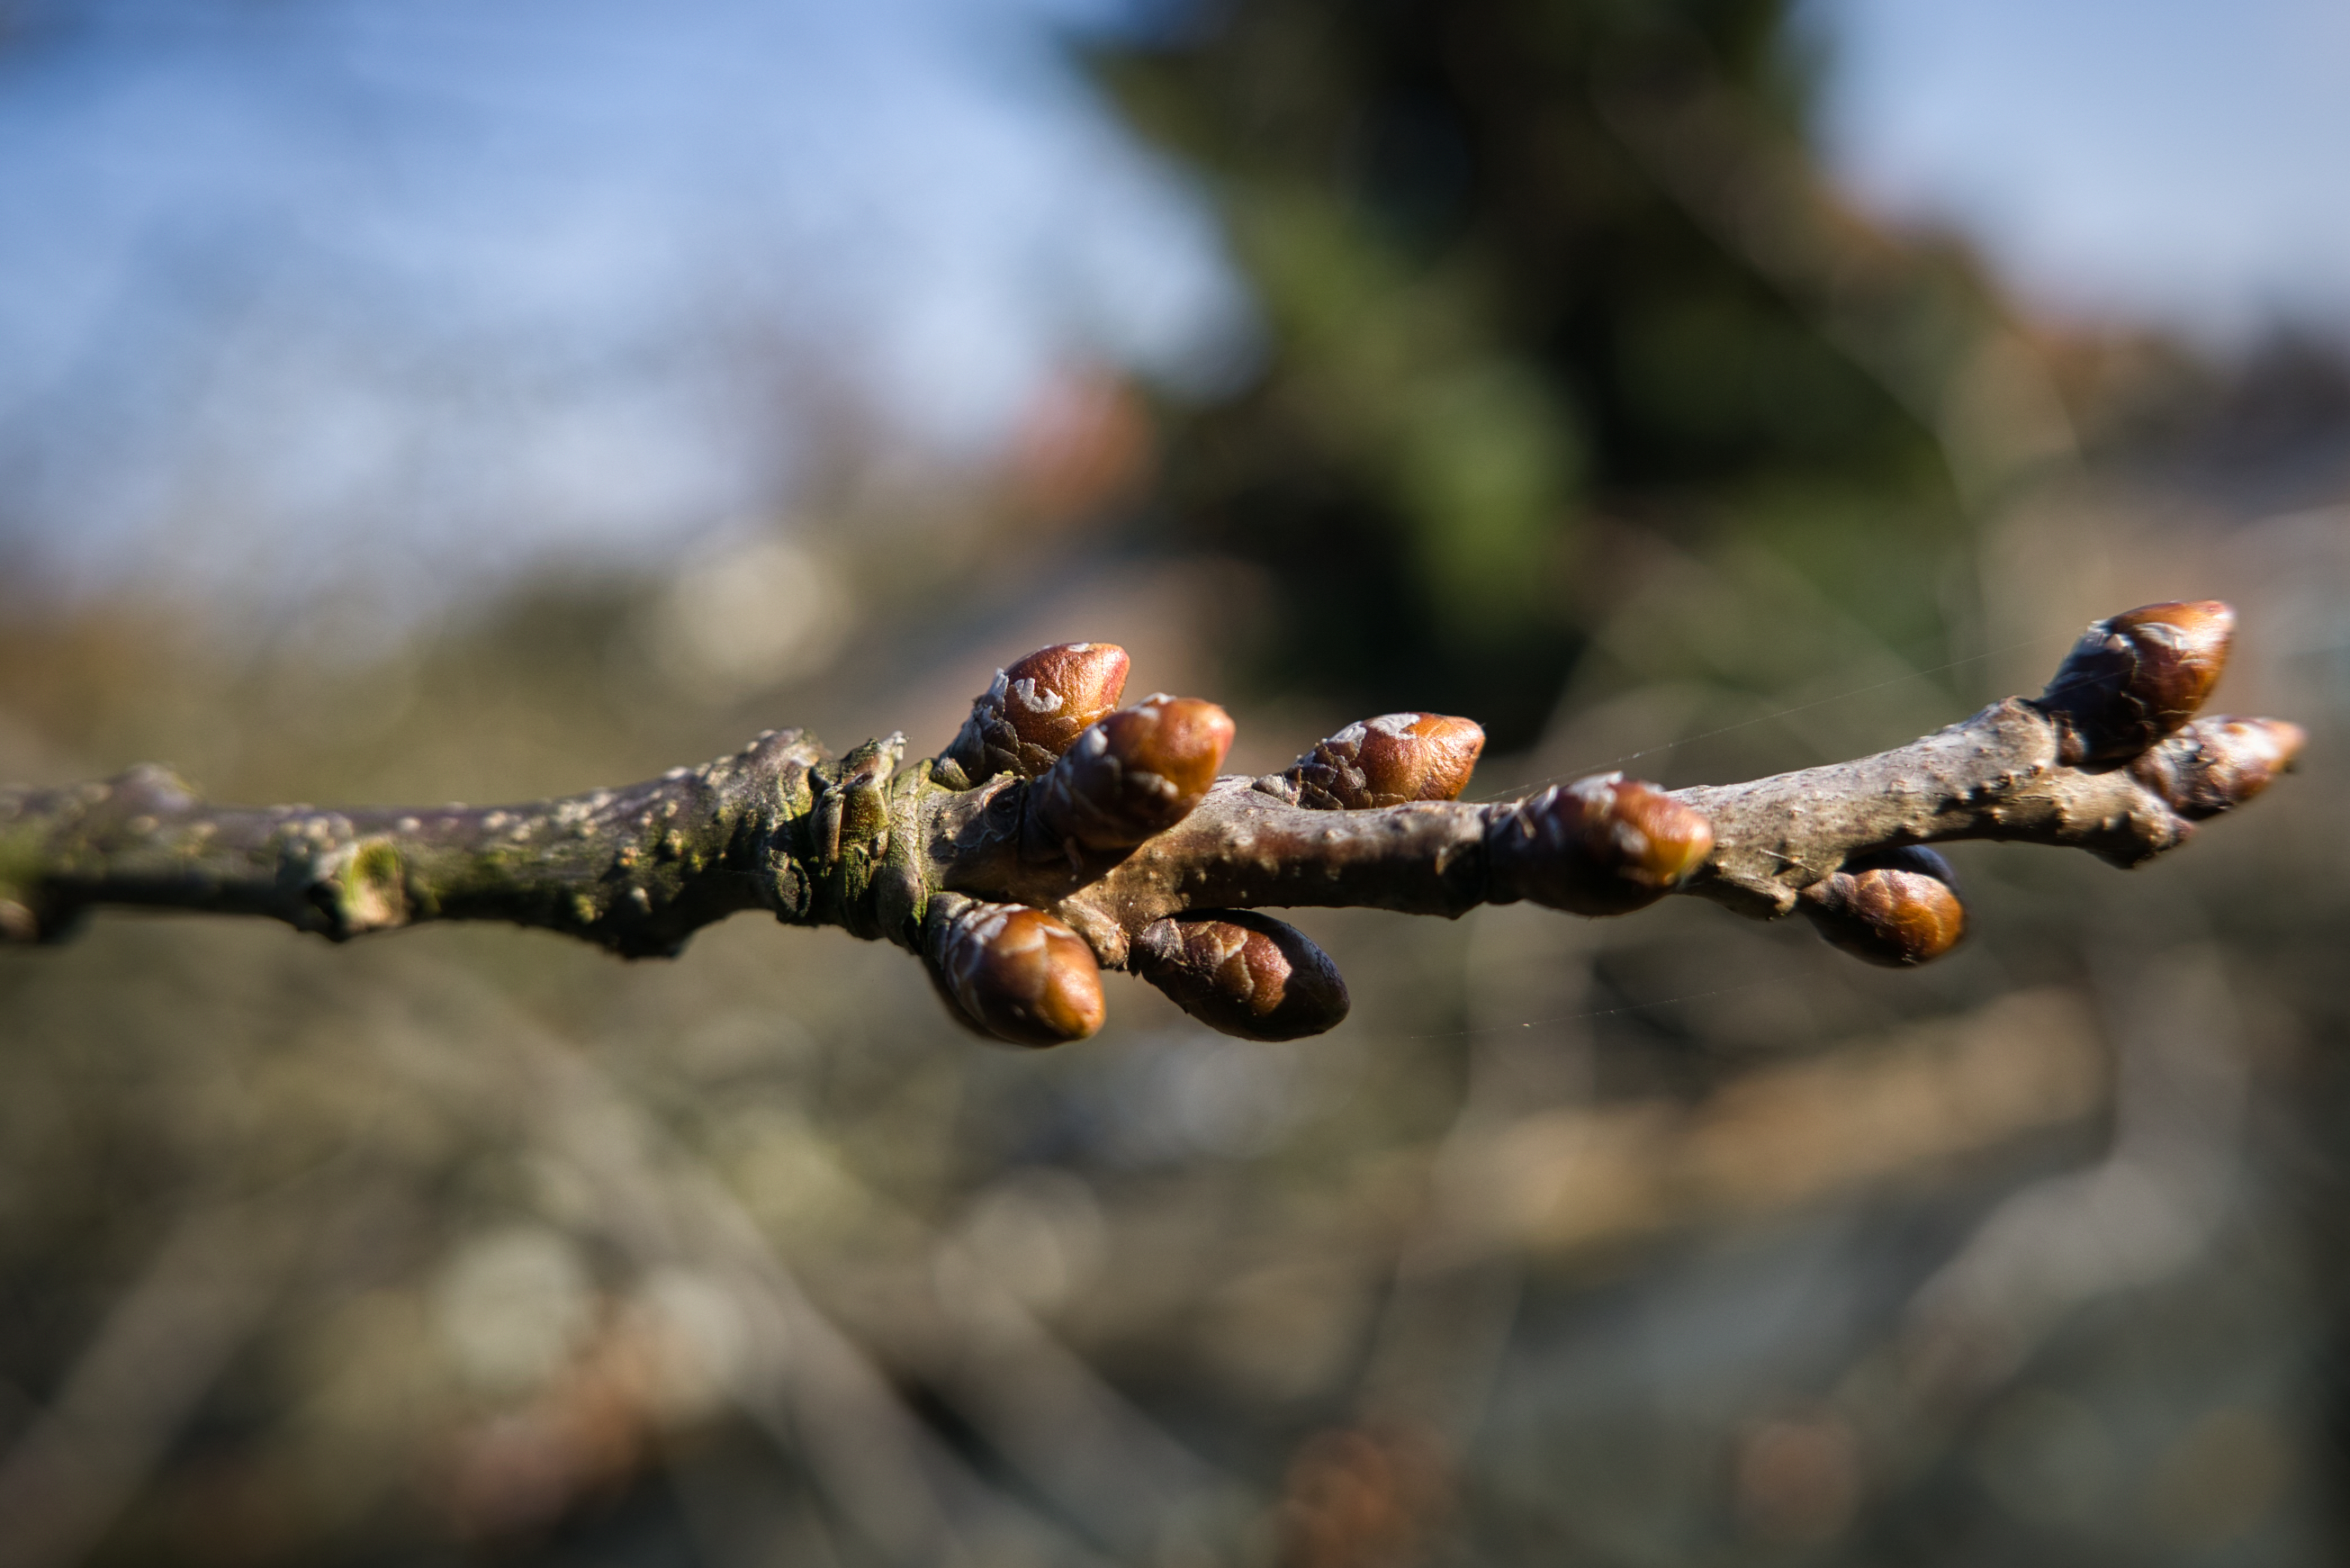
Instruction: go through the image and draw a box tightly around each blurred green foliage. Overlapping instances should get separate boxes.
[1103,0,1985,742]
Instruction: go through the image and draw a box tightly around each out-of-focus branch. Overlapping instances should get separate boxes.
[0,1188,321,1568]
[0,604,2302,1043]
[0,729,832,958]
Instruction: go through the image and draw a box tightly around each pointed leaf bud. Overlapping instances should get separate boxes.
[1800,846,1966,968]
[2129,715,2304,820]
[1283,713,1486,810]
[1133,911,1351,1041]
[941,643,1130,783]
[1488,774,1715,916]
[2039,599,2233,764]
[1026,695,1235,857]
[924,896,1105,1047]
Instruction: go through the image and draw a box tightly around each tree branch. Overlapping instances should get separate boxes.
[0,603,2302,1044]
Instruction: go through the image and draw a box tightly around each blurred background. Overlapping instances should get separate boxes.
[2,0,2346,1562]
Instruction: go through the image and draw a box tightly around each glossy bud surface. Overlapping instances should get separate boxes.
[944,642,1130,781]
[1287,712,1485,810]
[2039,599,2233,763]
[1490,774,1715,916]
[929,898,1105,1046]
[1801,846,1966,968]
[1027,696,1235,855]
[1134,911,1351,1041]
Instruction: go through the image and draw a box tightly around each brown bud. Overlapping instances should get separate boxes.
[2129,715,2304,820]
[941,642,1130,783]
[1800,846,1966,968]
[1488,774,1715,916]
[2039,599,2233,763]
[1284,713,1485,810]
[1026,695,1235,857]
[1133,911,1351,1041]
[925,896,1105,1047]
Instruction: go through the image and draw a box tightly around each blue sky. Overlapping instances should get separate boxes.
[2,0,2345,608]
[0,0,1249,603]
[1811,0,2350,342]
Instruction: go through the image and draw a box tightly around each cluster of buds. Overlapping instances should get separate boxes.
[1791,598,2299,965]
[925,643,1248,1043]
[908,593,2296,1045]
[2033,597,2304,834]
[1799,846,1966,968]
[923,644,1500,1046]
[923,643,1730,1044]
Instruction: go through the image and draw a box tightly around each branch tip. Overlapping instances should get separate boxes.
[2129,715,2304,821]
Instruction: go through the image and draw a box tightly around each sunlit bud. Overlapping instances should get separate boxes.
[1133,911,1351,1041]
[2129,715,2304,821]
[925,896,1105,1047]
[1026,695,1235,856]
[1284,713,1485,810]
[941,643,1130,783]
[1488,774,1715,916]
[1800,846,1966,968]
[2039,599,2233,763]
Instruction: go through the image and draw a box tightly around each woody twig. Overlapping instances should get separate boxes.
[0,603,2301,1045]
